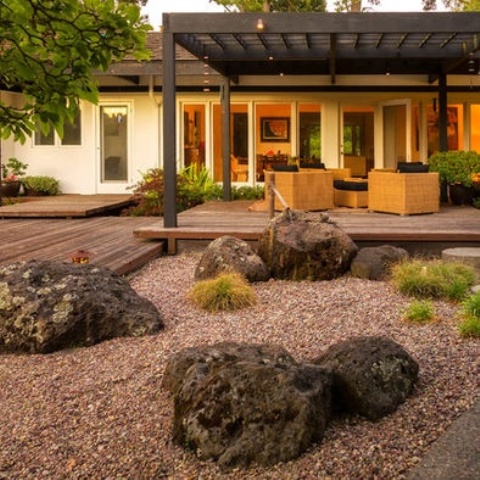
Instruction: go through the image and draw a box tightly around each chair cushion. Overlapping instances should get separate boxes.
[397,162,430,173]
[334,180,368,191]
[299,161,325,169]
[272,164,299,172]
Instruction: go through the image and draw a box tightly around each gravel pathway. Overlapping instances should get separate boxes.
[0,253,478,479]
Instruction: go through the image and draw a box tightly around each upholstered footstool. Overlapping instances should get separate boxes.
[334,178,368,208]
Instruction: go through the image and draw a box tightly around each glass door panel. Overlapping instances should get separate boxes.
[183,104,206,171]
[213,104,249,182]
[100,105,129,182]
[341,106,374,177]
[299,104,321,161]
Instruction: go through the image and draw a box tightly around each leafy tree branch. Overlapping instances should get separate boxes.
[0,0,150,142]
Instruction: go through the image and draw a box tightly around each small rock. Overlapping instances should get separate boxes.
[195,236,270,282]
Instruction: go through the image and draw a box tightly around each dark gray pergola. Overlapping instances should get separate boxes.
[162,12,480,227]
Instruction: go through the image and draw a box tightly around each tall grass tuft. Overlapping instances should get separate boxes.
[402,299,436,324]
[188,272,258,312]
[458,292,480,338]
[390,258,476,302]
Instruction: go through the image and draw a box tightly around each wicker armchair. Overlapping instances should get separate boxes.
[265,170,334,211]
[368,171,440,215]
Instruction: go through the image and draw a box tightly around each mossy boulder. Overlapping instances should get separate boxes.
[0,260,163,353]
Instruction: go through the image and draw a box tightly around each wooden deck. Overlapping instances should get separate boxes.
[134,200,480,255]
[0,194,133,218]
[0,217,163,275]
[1,197,479,274]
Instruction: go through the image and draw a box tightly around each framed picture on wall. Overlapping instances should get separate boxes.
[261,117,290,142]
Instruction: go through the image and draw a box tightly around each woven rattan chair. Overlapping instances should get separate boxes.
[265,170,334,211]
[368,171,440,215]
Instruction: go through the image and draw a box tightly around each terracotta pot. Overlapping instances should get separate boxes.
[0,181,21,197]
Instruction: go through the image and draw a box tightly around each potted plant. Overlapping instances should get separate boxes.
[22,175,61,196]
[0,157,28,197]
[428,151,480,205]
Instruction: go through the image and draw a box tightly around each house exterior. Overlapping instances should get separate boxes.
[1,12,479,202]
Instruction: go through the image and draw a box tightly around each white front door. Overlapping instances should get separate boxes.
[97,103,132,193]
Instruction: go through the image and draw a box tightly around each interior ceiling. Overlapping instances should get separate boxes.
[167,12,480,82]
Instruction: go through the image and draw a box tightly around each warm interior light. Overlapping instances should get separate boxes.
[257,18,264,30]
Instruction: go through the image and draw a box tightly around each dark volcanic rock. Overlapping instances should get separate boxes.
[165,342,332,470]
[257,209,358,280]
[350,245,409,281]
[163,342,296,395]
[0,260,163,353]
[313,336,419,421]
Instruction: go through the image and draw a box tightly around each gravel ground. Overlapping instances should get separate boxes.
[0,252,479,479]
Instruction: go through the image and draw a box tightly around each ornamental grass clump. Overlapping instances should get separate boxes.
[188,272,257,312]
[458,292,480,338]
[390,258,476,302]
[402,299,436,324]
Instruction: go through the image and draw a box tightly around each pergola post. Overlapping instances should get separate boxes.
[221,76,231,201]
[162,17,177,228]
[438,73,448,152]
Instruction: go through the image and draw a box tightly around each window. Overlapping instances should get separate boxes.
[34,111,81,146]
[34,128,55,146]
[299,105,321,159]
[62,114,82,145]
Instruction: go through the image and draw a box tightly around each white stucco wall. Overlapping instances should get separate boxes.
[4,94,161,195]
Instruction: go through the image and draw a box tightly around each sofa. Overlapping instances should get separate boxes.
[368,171,440,215]
[264,170,334,211]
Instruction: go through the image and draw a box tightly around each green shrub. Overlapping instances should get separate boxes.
[126,166,224,216]
[461,292,480,320]
[458,317,480,338]
[428,150,480,187]
[22,175,60,196]
[231,185,265,201]
[177,164,223,209]
[402,299,436,324]
[457,292,480,338]
[188,272,257,312]
[390,258,476,302]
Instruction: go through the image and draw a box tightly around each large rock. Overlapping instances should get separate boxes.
[313,336,419,421]
[0,260,163,353]
[257,209,358,280]
[350,245,409,281]
[166,342,332,470]
[163,342,296,395]
[194,235,270,282]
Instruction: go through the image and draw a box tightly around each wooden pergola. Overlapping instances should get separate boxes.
[162,12,480,227]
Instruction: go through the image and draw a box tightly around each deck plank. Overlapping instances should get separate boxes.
[0,217,163,275]
[0,194,132,218]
